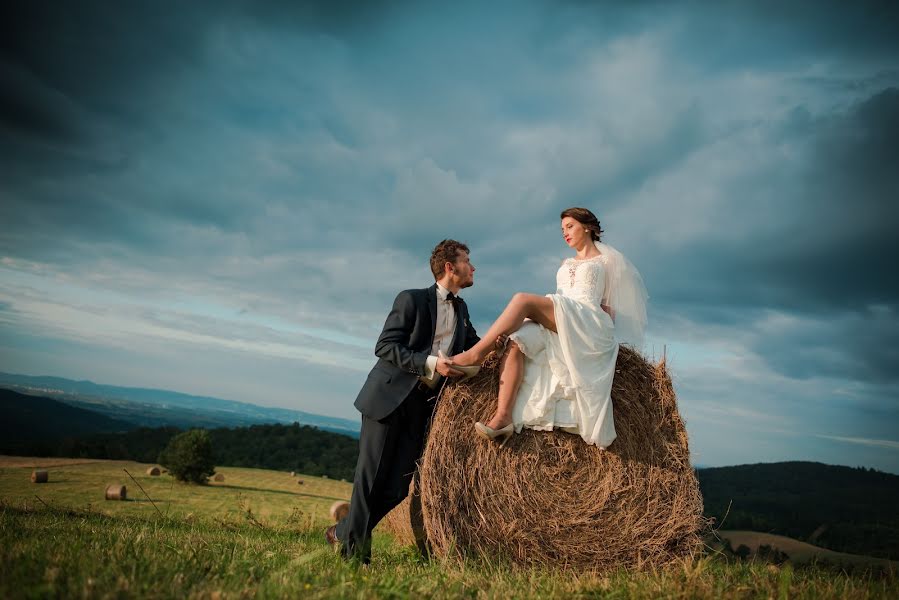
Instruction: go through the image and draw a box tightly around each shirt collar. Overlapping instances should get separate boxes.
[435,283,456,302]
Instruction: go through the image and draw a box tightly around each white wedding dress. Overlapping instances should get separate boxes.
[509,247,644,448]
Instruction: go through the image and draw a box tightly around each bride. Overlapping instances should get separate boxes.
[450,207,648,448]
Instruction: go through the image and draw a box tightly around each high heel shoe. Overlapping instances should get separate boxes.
[439,350,481,383]
[474,421,514,445]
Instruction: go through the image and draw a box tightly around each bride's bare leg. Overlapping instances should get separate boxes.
[454,293,556,366]
[486,341,524,429]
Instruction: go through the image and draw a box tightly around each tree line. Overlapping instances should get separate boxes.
[20,422,359,482]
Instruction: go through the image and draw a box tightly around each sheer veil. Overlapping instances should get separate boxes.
[595,241,649,348]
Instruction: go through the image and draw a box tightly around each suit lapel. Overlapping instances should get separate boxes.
[427,284,438,349]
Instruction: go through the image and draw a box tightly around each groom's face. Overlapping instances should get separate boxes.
[450,251,475,289]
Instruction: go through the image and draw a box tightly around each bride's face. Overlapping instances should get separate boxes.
[561,217,588,248]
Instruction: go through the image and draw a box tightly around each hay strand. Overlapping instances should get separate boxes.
[329,501,350,523]
[412,346,705,571]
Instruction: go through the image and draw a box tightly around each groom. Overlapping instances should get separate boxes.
[327,239,481,563]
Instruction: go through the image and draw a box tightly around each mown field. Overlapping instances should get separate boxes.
[1,456,897,599]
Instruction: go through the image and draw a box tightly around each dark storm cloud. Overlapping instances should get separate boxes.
[640,87,899,384]
[672,88,897,309]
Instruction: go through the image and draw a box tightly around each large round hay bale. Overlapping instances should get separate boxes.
[213,473,225,482]
[416,346,705,571]
[31,470,48,483]
[146,466,161,476]
[105,484,127,501]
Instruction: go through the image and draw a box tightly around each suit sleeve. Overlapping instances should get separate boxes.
[374,290,429,375]
[462,303,480,351]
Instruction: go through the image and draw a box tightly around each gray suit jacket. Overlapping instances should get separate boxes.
[354,284,480,420]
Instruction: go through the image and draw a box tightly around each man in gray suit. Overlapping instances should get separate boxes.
[327,239,482,563]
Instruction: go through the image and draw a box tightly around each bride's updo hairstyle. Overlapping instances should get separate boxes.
[560,207,603,242]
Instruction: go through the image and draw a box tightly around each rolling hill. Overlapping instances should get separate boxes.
[0,371,359,436]
[0,389,135,454]
[698,462,899,560]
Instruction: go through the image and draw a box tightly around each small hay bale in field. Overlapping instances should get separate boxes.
[213,473,225,482]
[290,471,296,477]
[329,500,350,523]
[297,479,304,485]
[105,484,127,501]
[146,466,161,476]
[31,470,48,483]
[418,346,706,571]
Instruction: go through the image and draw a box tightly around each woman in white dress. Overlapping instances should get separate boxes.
[450,207,648,448]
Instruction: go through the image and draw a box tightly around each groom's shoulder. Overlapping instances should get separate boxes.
[393,285,433,304]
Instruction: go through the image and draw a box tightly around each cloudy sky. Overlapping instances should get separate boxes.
[1,1,897,472]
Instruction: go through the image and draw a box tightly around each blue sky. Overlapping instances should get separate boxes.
[1,1,897,472]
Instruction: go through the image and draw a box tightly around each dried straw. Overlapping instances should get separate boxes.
[105,484,127,501]
[329,501,350,523]
[388,346,705,571]
[31,470,48,483]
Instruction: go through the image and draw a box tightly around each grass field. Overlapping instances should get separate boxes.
[2,456,897,599]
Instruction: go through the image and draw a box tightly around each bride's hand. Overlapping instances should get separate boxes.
[436,356,464,378]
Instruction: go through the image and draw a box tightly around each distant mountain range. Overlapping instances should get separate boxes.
[0,371,359,437]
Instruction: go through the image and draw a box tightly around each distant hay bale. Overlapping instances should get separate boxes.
[105,484,127,501]
[329,501,350,523]
[146,466,161,476]
[297,479,304,485]
[213,473,225,482]
[31,470,48,483]
[322,475,329,479]
[392,346,705,571]
[290,471,296,477]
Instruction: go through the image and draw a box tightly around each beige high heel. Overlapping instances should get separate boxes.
[474,421,514,445]
[439,350,481,382]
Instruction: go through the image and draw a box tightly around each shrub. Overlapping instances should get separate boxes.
[158,429,216,484]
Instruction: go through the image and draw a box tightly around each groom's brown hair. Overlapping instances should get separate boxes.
[430,239,470,280]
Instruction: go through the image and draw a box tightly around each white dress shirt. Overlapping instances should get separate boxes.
[420,283,458,388]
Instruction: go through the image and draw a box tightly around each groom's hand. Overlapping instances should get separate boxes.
[494,334,509,357]
[436,356,464,378]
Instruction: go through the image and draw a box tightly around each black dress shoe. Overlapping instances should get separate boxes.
[325,525,339,550]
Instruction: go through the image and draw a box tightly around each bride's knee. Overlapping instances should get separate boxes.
[510,292,530,308]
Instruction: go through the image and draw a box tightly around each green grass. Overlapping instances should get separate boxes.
[2,457,897,599]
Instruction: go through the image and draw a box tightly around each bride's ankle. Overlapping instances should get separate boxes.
[488,415,512,429]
